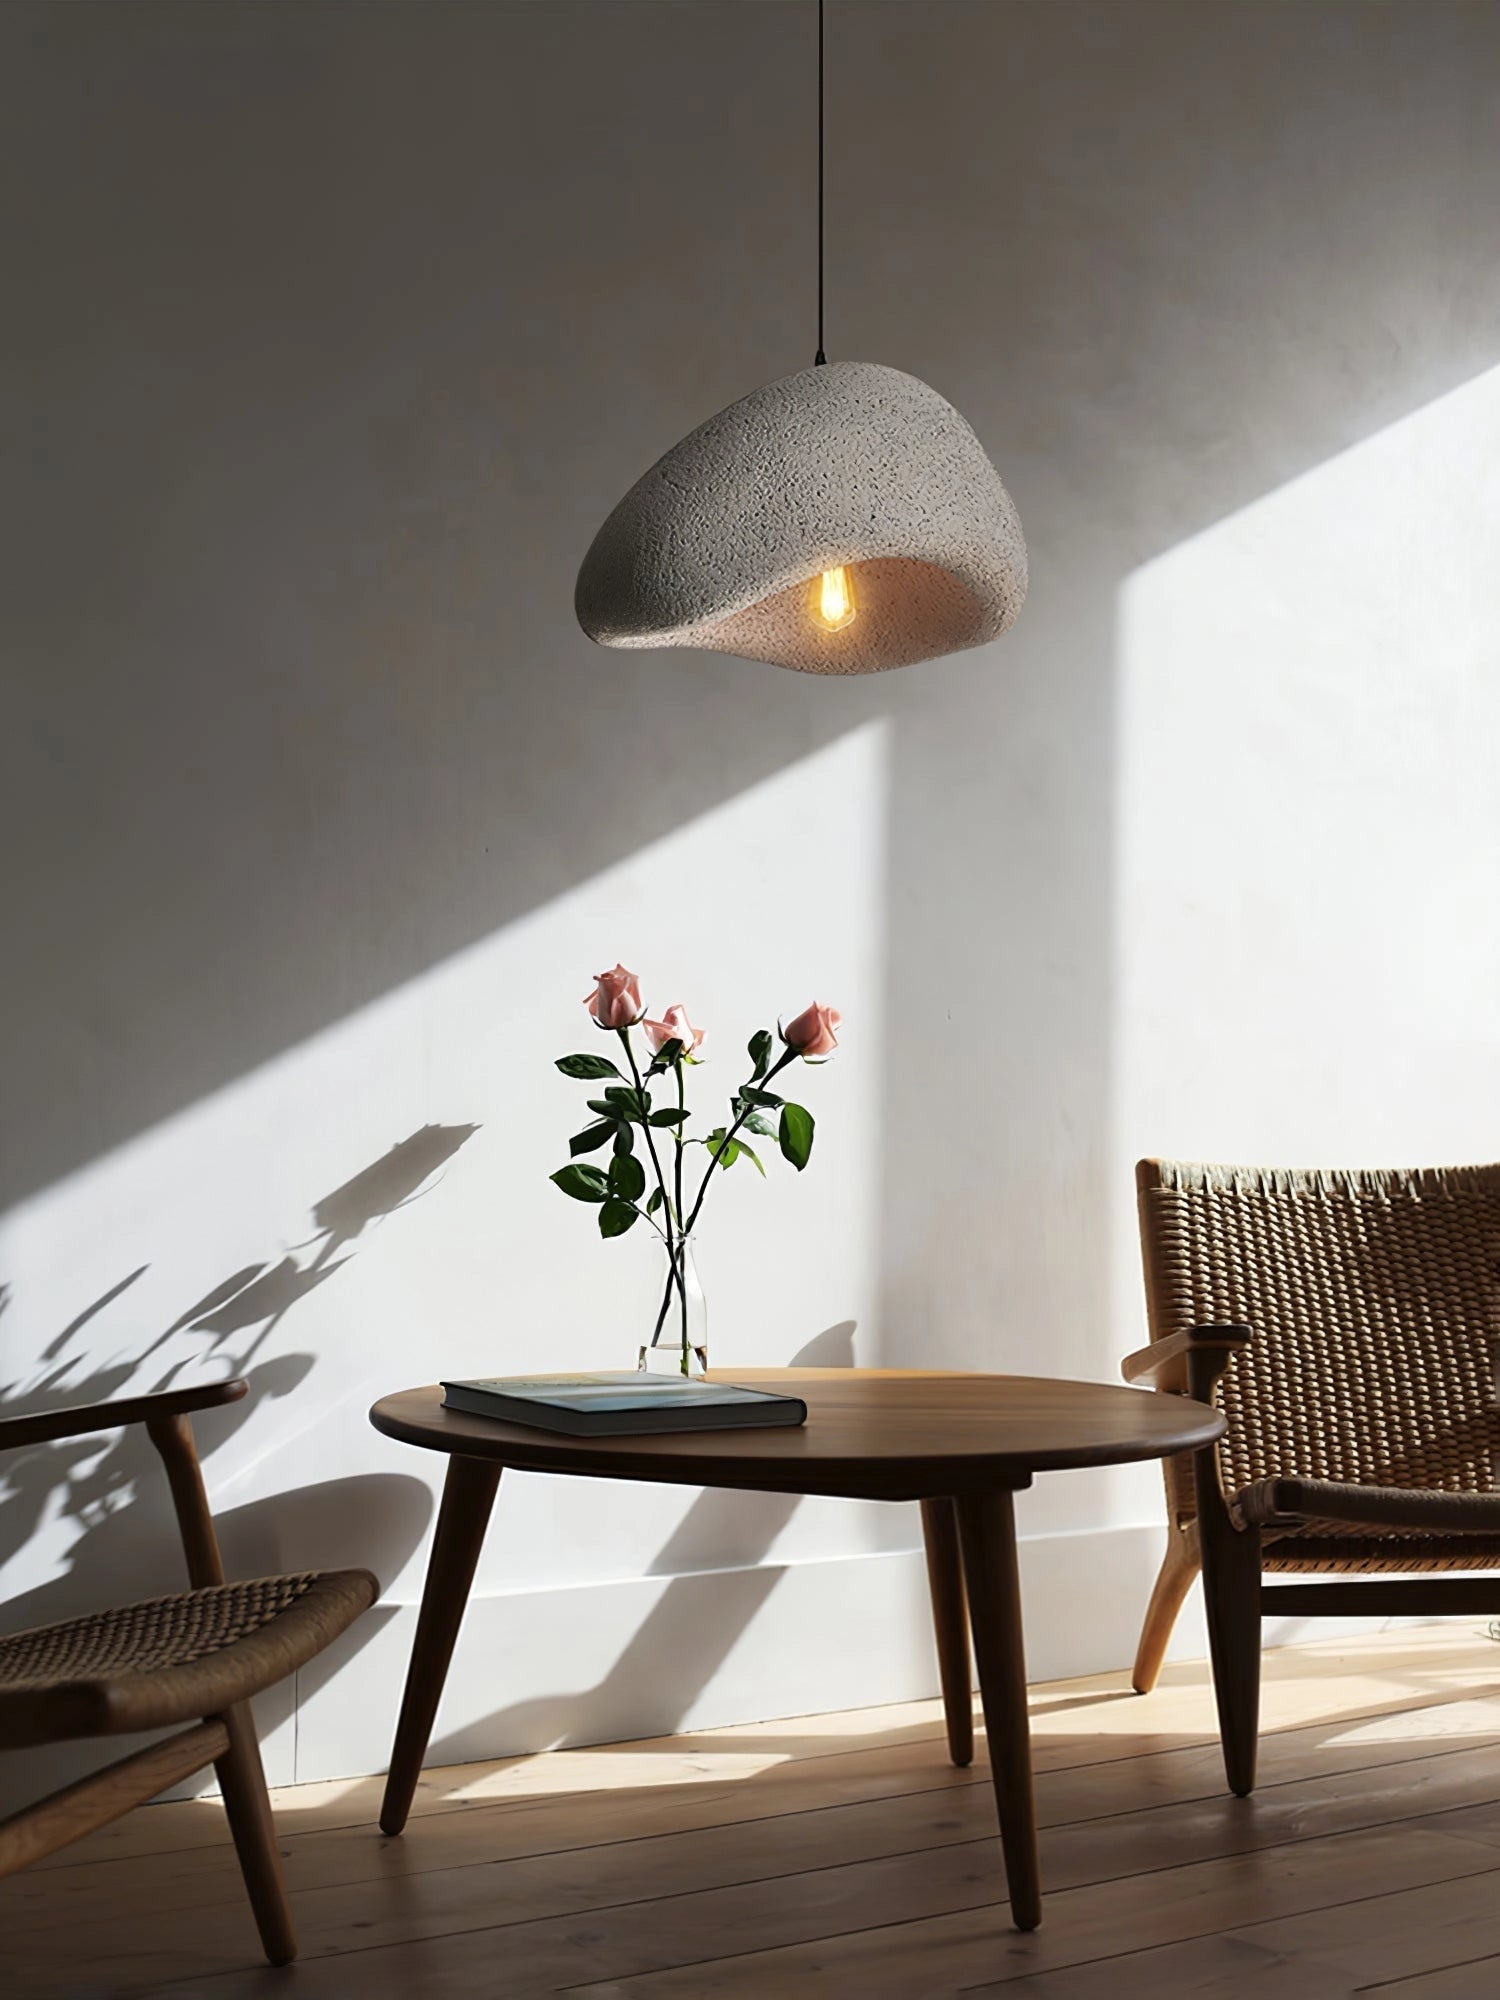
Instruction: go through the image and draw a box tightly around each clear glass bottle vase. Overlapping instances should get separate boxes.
[638,1229,707,1377]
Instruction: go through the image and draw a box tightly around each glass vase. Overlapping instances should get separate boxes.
[638,1229,707,1377]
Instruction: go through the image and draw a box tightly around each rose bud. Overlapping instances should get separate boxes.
[584,964,645,1029]
[780,1001,841,1058]
[644,1004,705,1057]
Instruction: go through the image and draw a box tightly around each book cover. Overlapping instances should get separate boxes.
[440,1372,807,1437]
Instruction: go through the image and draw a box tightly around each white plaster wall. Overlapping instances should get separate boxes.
[0,726,902,1798]
[4,0,1500,1800]
[1110,361,1500,1525]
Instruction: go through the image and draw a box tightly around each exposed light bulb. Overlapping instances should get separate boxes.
[811,563,856,631]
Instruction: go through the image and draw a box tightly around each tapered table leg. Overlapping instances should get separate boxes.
[380,1455,501,1835]
[955,1487,1041,1931]
[920,1496,973,1766]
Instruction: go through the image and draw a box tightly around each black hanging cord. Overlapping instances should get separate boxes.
[815,0,826,365]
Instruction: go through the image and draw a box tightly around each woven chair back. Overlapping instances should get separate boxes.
[1136,1159,1500,1520]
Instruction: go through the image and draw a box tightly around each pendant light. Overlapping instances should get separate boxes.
[575,2,1026,676]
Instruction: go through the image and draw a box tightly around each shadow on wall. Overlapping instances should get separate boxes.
[9,0,1500,1411]
[424,1320,858,1764]
[6,0,1500,1756]
[0,1123,478,1641]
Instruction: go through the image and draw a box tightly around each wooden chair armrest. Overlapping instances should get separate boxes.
[1123,1324,1255,1561]
[0,1380,245,1587]
[1121,1324,1252,1387]
[0,1378,247,1454]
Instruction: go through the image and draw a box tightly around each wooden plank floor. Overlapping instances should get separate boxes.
[9,1624,1500,1997]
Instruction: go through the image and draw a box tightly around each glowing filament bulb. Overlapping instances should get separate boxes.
[812,563,857,631]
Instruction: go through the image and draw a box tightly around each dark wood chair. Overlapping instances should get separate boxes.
[1122,1157,1500,1797]
[0,1378,377,1965]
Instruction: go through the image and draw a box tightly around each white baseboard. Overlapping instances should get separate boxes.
[293,1519,1471,1786]
[5,1521,1458,1816]
[290,1521,1200,1785]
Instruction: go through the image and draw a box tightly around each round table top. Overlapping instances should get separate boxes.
[369,1368,1224,1501]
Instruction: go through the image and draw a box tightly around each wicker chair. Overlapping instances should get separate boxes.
[0,1378,377,1965]
[1122,1158,1500,1797]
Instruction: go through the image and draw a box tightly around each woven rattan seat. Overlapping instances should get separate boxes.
[0,1575,317,1687]
[1125,1156,1500,1798]
[0,1377,377,1966]
[0,1569,376,1749]
[1260,1532,1500,1573]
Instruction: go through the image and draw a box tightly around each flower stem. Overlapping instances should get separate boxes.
[681,1044,798,1241]
[675,1059,688,1368]
[621,1027,675,1252]
[648,1260,676,1347]
[621,1026,686,1356]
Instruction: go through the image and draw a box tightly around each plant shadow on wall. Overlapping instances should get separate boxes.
[423,1320,858,1768]
[0,1123,478,1645]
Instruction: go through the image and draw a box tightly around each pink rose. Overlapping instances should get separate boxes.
[781,1001,841,1058]
[643,1003,705,1057]
[585,964,644,1029]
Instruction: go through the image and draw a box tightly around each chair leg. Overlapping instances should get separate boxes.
[1131,1521,1200,1694]
[920,1496,973,1766]
[214,1699,297,1967]
[1201,1524,1262,1798]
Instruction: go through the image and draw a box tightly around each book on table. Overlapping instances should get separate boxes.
[439,1372,807,1437]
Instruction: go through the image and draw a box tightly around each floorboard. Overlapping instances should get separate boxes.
[5,1622,1500,1997]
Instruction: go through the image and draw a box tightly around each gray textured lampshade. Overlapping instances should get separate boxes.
[575,361,1026,675]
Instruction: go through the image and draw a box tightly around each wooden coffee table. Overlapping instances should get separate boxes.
[370,1368,1223,1930]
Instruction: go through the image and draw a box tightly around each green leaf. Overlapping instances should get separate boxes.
[778,1102,815,1172]
[588,1091,646,1125]
[599,1199,639,1238]
[609,1152,646,1203]
[551,1163,610,1203]
[555,1053,623,1080]
[646,1186,664,1216]
[737,1140,766,1178]
[647,1037,685,1073]
[740,1086,783,1109]
[742,1112,776,1138]
[706,1127,741,1169]
[650,1107,688,1127]
[613,1121,635,1157]
[568,1120,615,1158]
[748,1029,773,1080]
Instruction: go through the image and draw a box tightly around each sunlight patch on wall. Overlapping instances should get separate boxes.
[0,721,893,1640]
[1110,361,1500,1394]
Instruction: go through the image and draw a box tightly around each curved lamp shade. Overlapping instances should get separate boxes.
[575,361,1026,675]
